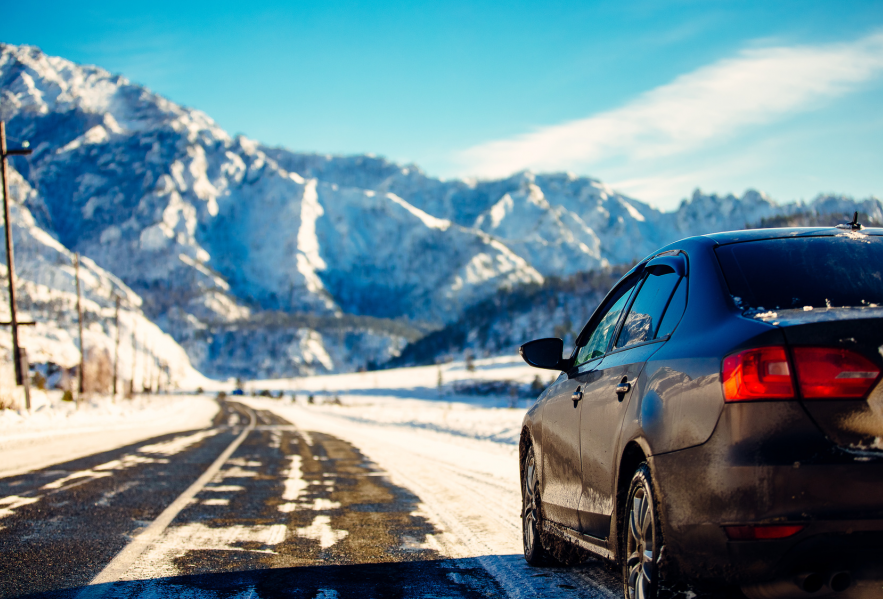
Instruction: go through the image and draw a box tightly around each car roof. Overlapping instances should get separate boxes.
[700,226,883,246]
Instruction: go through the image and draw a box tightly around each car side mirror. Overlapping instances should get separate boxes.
[519,338,568,371]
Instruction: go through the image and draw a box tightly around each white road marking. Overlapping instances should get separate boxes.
[77,409,256,597]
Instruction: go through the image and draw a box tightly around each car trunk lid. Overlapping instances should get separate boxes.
[760,309,883,452]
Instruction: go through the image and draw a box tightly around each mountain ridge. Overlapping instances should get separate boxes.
[1,42,880,377]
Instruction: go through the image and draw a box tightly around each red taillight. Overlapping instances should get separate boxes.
[723,524,805,540]
[723,345,880,401]
[792,347,880,399]
[723,346,794,402]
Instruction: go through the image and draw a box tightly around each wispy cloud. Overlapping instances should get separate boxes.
[455,32,883,179]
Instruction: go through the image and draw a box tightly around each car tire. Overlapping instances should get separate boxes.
[522,446,545,565]
[622,463,664,599]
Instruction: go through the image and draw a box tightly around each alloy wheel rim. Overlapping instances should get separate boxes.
[523,454,537,554]
[626,486,655,599]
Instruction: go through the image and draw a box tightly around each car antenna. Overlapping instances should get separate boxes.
[836,211,862,231]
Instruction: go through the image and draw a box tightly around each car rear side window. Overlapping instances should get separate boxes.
[655,277,686,338]
[616,271,681,348]
[715,235,883,310]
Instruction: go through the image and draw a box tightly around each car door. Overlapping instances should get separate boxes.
[543,275,639,530]
[539,372,585,530]
[577,256,686,539]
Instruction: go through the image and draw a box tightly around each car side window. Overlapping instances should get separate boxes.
[575,280,637,366]
[655,277,687,338]
[615,269,682,349]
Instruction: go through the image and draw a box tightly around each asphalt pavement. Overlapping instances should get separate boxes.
[0,401,504,599]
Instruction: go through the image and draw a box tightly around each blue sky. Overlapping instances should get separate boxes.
[3,0,883,210]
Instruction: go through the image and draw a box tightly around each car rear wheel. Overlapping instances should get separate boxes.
[623,464,663,599]
[522,446,545,565]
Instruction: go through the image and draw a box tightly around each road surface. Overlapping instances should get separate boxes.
[0,400,622,598]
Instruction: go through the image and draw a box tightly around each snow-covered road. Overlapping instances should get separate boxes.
[235,355,623,597]
[0,357,624,598]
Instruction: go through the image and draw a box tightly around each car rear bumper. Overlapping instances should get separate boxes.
[650,402,883,585]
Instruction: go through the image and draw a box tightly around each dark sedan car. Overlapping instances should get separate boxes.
[518,226,883,599]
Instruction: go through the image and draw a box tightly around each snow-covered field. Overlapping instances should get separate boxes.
[242,355,556,445]
[0,391,219,477]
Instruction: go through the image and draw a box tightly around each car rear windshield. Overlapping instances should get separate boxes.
[714,234,883,311]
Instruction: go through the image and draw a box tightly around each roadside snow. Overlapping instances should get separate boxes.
[0,392,219,477]
[240,355,552,446]
[249,355,550,394]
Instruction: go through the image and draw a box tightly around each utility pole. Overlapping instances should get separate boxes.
[0,121,32,386]
[20,348,30,410]
[112,294,120,399]
[130,323,137,396]
[144,341,152,393]
[73,253,85,404]
[152,352,159,393]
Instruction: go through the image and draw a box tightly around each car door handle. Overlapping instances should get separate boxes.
[572,387,583,407]
[615,381,631,398]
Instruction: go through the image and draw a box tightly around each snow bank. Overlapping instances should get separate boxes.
[0,392,219,477]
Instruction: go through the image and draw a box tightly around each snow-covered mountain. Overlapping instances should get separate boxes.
[0,44,541,376]
[1,42,880,377]
[267,155,880,274]
[0,164,203,395]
